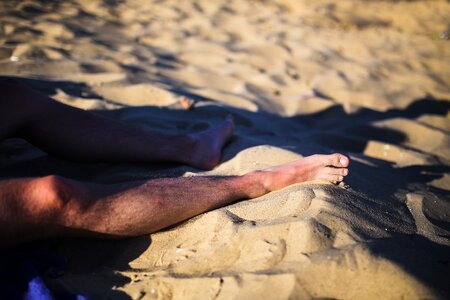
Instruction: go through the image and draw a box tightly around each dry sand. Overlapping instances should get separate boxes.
[1,0,450,299]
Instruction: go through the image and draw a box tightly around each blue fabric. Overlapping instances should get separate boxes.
[24,267,54,300]
[0,245,88,300]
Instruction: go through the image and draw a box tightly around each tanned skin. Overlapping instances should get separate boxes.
[0,79,349,248]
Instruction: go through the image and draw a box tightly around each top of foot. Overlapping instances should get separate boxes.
[260,153,350,192]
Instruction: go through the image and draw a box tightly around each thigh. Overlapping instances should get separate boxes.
[0,78,49,140]
[0,79,27,140]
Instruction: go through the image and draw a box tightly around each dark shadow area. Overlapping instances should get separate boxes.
[0,73,449,297]
[295,96,450,126]
[49,236,151,299]
[366,235,450,298]
[0,151,187,183]
[0,236,149,299]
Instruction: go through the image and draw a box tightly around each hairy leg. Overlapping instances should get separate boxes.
[0,78,234,169]
[0,154,349,248]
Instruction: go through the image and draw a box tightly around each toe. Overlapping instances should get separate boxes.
[225,114,235,127]
[224,115,235,133]
[324,174,344,183]
[338,155,350,167]
[327,168,348,176]
[327,153,349,167]
[340,168,349,176]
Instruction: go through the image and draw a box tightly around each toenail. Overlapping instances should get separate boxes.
[340,158,347,165]
[339,176,343,181]
[344,169,348,175]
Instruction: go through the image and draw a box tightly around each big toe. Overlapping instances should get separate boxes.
[327,153,350,167]
[225,114,235,129]
[221,115,235,137]
[226,114,234,123]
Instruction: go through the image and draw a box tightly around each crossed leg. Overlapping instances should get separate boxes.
[0,78,234,169]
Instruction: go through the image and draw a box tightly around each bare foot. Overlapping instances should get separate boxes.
[255,153,350,194]
[186,115,235,169]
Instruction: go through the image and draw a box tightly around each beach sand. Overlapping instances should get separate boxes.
[0,0,449,299]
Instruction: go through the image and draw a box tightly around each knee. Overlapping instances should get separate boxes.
[0,175,81,245]
[23,175,74,221]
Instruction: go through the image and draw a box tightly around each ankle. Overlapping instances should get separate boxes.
[241,171,269,198]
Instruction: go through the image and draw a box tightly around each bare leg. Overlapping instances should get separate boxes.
[0,79,234,169]
[0,153,349,248]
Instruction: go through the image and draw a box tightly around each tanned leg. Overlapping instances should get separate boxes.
[0,78,234,169]
[0,154,349,248]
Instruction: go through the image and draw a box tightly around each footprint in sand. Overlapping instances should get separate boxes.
[406,193,450,245]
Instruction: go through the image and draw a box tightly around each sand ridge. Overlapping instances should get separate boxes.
[1,0,449,299]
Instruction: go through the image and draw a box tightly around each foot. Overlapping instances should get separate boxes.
[256,153,350,194]
[185,115,235,169]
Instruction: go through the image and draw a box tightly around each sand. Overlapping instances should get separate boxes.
[0,0,449,299]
